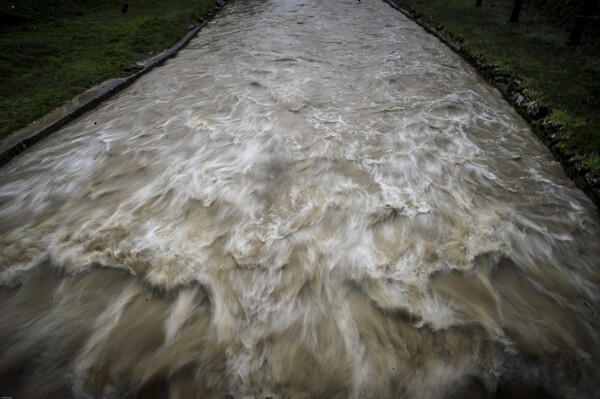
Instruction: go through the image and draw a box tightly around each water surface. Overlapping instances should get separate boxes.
[1,0,599,398]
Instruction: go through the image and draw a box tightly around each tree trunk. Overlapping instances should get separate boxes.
[510,0,524,23]
[568,0,595,45]
[475,0,483,7]
[568,16,587,44]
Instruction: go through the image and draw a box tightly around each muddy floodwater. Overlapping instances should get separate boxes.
[1,0,599,398]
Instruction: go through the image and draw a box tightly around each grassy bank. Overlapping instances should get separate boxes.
[390,0,600,202]
[0,0,219,139]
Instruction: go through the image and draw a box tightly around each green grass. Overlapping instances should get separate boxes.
[0,0,218,139]
[391,0,600,176]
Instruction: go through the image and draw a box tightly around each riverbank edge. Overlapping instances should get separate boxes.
[382,0,600,210]
[0,0,229,169]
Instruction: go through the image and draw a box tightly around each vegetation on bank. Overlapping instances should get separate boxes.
[0,0,218,139]
[390,0,600,185]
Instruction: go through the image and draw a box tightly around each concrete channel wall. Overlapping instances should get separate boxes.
[0,0,229,168]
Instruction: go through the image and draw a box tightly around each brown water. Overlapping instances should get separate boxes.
[1,0,599,398]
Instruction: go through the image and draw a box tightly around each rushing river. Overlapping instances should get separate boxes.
[1,0,599,398]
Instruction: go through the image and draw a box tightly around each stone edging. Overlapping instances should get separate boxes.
[382,0,600,210]
[0,0,229,168]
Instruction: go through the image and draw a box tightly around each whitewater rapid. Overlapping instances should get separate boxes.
[1,0,599,398]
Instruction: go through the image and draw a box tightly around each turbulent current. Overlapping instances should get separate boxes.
[1,0,599,398]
